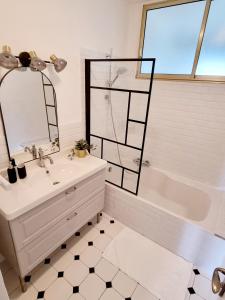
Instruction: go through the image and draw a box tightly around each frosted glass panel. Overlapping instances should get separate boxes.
[106,163,122,186]
[141,1,206,74]
[196,0,225,76]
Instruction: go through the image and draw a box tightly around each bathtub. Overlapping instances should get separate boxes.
[104,166,225,278]
[139,167,211,222]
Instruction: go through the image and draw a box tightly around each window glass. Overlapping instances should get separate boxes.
[196,0,225,76]
[141,1,206,74]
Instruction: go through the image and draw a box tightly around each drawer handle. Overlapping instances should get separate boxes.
[66,211,78,221]
[65,186,77,195]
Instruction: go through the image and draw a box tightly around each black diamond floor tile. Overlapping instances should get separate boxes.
[37,291,45,299]
[44,258,51,264]
[75,232,80,236]
[188,287,196,294]
[73,286,79,293]
[89,267,95,273]
[88,241,93,246]
[100,230,105,234]
[58,271,64,278]
[74,255,80,260]
[106,281,112,288]
[110,220,115,224]
[61,244,67,249]
[24,275,31,283]
[193,268,200,275]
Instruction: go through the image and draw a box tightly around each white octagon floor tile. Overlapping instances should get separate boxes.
[112,270,137,298]
[188,271,195,288]
[95,258,118,282]
[31,264,57,291]
[50,250,74,271]
[79,274,105,300]
[95,217,111,231]
[132,284,159,300]
[9,285,37,300]
[81,227,99,241]
[68,294,85,300]
[190,295,204,300]
[44,278,72,300]
[64,261,88,286]
[193,275,213,300]
[80,246,101,267]
[94,234,112,252]
[100,288,123,300]
[68,237,89,255]
[105,221,124,238]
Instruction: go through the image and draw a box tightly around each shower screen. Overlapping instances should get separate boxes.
[85,58,155,195]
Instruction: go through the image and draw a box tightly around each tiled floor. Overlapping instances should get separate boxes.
[0,213,221,300]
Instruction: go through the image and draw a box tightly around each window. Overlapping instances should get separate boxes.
[138,0,225,81]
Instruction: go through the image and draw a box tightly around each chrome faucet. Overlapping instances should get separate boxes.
[24,144,37,159]
[133,158,150,167]
[212,268,225,297]
[38,148,54,168]
[67,148,76,160]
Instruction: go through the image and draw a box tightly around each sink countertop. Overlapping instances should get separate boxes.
[0,153,107,221]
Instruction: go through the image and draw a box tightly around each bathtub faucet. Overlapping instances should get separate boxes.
[133,158,150,167]
[212,267,225,297]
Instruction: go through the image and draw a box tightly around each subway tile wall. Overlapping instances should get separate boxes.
[90,66,225,188]
[145,80,225,187]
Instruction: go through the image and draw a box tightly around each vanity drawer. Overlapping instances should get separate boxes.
[17,191,104,276]
[10,171,105,251]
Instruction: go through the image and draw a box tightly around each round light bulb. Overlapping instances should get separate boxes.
[29,51,46,71]
[50,54,67,72]
[0,45,18,69]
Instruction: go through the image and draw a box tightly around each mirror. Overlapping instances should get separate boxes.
[0,67,59,164]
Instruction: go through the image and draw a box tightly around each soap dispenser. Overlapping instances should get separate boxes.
[7,161,17,184]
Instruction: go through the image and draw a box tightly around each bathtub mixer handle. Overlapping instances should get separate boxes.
[133,158,150,167]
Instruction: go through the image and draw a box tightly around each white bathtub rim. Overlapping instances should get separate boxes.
[105,182,222,235]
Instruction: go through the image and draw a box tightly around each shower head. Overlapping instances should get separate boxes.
[109,67,127,87]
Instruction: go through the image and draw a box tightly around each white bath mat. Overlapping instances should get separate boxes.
[103,227,193,300]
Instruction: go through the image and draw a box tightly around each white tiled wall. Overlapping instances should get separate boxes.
[145,80,225,187]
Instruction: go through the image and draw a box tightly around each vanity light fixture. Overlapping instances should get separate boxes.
[50,54,67,72]
[0,45,18,69]
[0,46,67,73]
[29,51,46,71]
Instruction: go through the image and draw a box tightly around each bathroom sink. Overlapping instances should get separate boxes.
[25,159,81,186]
[44,160,83,184]
[25,156,98,188]
[46,161,80,176]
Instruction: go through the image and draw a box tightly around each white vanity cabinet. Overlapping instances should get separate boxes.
[0,168,105,288]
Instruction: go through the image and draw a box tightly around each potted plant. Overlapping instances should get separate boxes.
[75,139,94,158]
